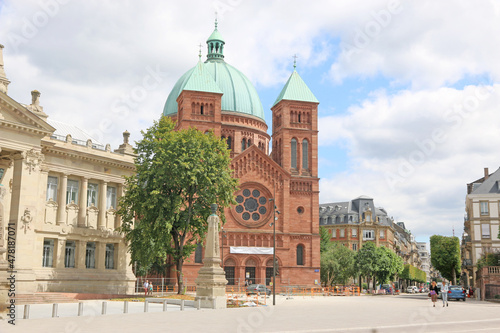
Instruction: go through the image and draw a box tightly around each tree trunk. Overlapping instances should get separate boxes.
[176,257,184,295]
[452,265,457,285]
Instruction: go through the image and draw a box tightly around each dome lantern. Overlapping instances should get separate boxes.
[206,18,225,61]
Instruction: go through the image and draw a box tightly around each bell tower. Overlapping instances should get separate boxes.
[271,62,319,178]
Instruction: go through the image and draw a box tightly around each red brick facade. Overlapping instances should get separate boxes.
[168,84,320,287]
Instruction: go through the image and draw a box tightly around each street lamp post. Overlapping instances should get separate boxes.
[269,192,280,306]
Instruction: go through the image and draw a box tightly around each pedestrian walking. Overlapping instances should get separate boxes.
[429,281,439,307]
[149,282,154,296]
[143,280,149,296]
[441,280,449,307]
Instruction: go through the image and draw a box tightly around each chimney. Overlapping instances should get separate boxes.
[484,167,489,180]
[0,44,11,94]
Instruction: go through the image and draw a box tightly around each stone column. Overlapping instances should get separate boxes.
[77,240,86,269]
[55,239,66,269]
[57,174,68,225]
[96,242,106,270]
[195,204,228,309]
[98,181,107,230]
[78,177,88,227]
[115,184,123,229]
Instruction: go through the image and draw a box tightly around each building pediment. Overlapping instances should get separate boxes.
[231,145,290,187]
[0,91,55,136]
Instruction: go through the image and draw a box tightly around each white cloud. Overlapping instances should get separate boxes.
[319,84,500,239]
[1,0,499,240]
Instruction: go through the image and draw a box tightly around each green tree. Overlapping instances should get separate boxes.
[321,243,357,286]
[375,246,404,284]
[319,227,331,254]
[355,242,379,290]
[430,235,461,284]
[118,117,238,294]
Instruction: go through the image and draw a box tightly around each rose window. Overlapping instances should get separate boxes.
[231,184,272,227]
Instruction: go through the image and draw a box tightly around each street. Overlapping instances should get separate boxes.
[2,294,500,333]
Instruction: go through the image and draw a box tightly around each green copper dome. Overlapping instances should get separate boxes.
[163,21,265,121]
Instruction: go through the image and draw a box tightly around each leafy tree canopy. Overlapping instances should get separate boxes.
[321,243,357,286]
[430,235,461,283]
[320,227,331,254]
[118,117,238,292]
[375,246,404,284]
[355,242,379,279]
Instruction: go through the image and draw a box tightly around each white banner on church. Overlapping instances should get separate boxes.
[229,246,274,255]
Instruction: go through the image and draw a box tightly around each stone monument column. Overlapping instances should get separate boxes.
[195,204,228,309]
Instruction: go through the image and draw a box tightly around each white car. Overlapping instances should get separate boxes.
[406,286,418,293]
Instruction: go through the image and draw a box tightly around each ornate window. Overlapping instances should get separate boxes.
[42,239,54,267]
[363,230,375,240]
[480,201,489,215]
[46,176,58,201]
[302,139,308,170]
[241,138,247,151]
[66,180,79,205]
[87,183,99,207]
[106,186,117,209]
[481,224,491,238]
[291,138,297,168]
[232,184,272,228]
[85,242,96,269]
[296,245,304,265]
[64,240,76,268]
[105,244,115,269]
[227,136,232,150]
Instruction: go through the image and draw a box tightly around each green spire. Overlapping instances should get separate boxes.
[273,65,319,107]
[206,19,225,61]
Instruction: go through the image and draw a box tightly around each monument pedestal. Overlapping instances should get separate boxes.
[195,205,228,309]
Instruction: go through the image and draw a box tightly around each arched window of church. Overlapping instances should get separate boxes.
[247,139,251,147]
[291,138,297,169]
[302,139,309,170]
[242,138,247,151]
[298,113,301,123]
[195,243,203,263]
[296,245,304,265]
[200,104,204,115]
[227,136,232,150]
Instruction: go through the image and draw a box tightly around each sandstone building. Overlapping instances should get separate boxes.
[462,167,500,287]
[0,44,136,294]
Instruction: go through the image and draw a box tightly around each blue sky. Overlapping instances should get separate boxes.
[1,0,500,243]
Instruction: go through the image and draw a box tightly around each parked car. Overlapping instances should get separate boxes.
[246,284,271,296]
[381,284,393,294]
[406,286,418,293]
[448,285,466,301]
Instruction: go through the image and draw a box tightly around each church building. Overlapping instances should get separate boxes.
[163,22,321,287]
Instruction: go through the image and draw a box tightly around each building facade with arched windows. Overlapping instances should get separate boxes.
[162,22,320,287]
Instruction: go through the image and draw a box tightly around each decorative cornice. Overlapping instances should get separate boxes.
[41,143,135,171]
